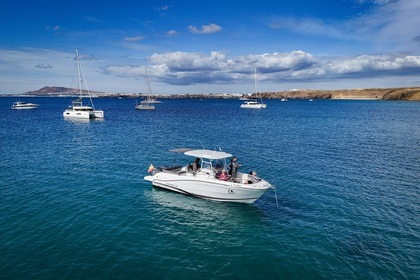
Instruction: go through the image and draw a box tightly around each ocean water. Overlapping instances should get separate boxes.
[0,97,419,279]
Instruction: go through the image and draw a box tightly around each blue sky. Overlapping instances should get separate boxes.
[1,0,420,94]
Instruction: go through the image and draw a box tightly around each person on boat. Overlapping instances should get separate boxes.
[218,169,228,181]
[189,157,201,174]
[228,156,240,180]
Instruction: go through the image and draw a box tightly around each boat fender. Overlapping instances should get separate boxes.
[228,189,234,194]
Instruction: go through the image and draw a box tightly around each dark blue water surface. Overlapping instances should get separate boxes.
[0,97,419,279]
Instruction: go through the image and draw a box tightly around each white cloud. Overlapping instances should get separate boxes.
[159,5,170,11]
[104,50,420,86]
[123,36,144,42]
[149,51,228,72]
[188,23,222,34]
[2,48,420,94]
[166,30,177,36]
[268,0,420,53]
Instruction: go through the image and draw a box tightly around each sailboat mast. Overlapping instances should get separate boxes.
[254,68,257,96]
[75,48,95,109]
[76,49,83,97]
[145,67,152,101]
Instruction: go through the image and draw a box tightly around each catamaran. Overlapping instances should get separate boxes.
[240,68,267,109]
[63,49,104,119]
[144,148,272,203]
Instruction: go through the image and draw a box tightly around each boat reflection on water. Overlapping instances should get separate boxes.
[63,117,104,124]
[144,187,267,229]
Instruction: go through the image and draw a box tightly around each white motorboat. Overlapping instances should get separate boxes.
[11,101,39,109]
[240,68,267,109]
[63,49,104,119]
[144,149,272,203]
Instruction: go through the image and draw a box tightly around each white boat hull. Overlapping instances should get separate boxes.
[12,106,38,110]
[240,103,266,109]
[135,104,155,110]
[63,109,104,119]
[145,171,271,203]
[11,102,39,109]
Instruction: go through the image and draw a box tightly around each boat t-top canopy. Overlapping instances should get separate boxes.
[184,149,232,160]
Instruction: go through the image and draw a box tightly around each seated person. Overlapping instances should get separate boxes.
[218,169,228,181]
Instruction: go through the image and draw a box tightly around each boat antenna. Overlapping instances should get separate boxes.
[199,140,206,150]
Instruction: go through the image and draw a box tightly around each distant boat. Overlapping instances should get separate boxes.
[135,99,155,110]
[147,98,162,104]
[240,99,266,109]
[240,68,266,109]
[11,101,39,109]
[280,97,288,102]
[309,99,314,102]
[136,67,157,110]
[63,49,104,119]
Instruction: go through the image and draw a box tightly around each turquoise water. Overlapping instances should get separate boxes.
[0,97,419,279]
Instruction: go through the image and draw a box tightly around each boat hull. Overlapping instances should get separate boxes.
[63,109,104,119]
[144,172,271,203]
[11,102,39,109]
[63,110,92,119]
[12,106,39,110]
[240,103,266,109]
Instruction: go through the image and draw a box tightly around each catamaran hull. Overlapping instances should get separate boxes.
[144,174,271,203]
[63,110,91,119]
[63,110,104,119]
[240,104,266,109]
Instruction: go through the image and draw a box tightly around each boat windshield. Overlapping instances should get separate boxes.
[201,158,226,174]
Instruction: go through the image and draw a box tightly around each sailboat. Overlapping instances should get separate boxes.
[135,67,156,110]
[63,49,104,119]
[240,68,267,109]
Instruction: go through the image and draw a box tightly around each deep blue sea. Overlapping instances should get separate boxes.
[0,97,419,279]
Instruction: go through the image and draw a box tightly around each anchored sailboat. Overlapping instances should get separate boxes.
[63,49,104,119]
[240,68,267,109]
[136,67,156,110]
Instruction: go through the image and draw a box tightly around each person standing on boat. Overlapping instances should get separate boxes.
[229,156,240,180]
[192,157,201,174]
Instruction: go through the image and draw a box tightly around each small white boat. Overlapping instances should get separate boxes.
[144,149,272,203]
[240,68,266,109]
[63,49,104,119]
[147,98,162,104]
[281,97,288,102]
[11,101,39,109]
[135,100,155,110]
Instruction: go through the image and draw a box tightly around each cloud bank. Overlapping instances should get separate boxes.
[103,50,420,86]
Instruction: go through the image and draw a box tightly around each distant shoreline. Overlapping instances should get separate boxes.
[1,86,420,101]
